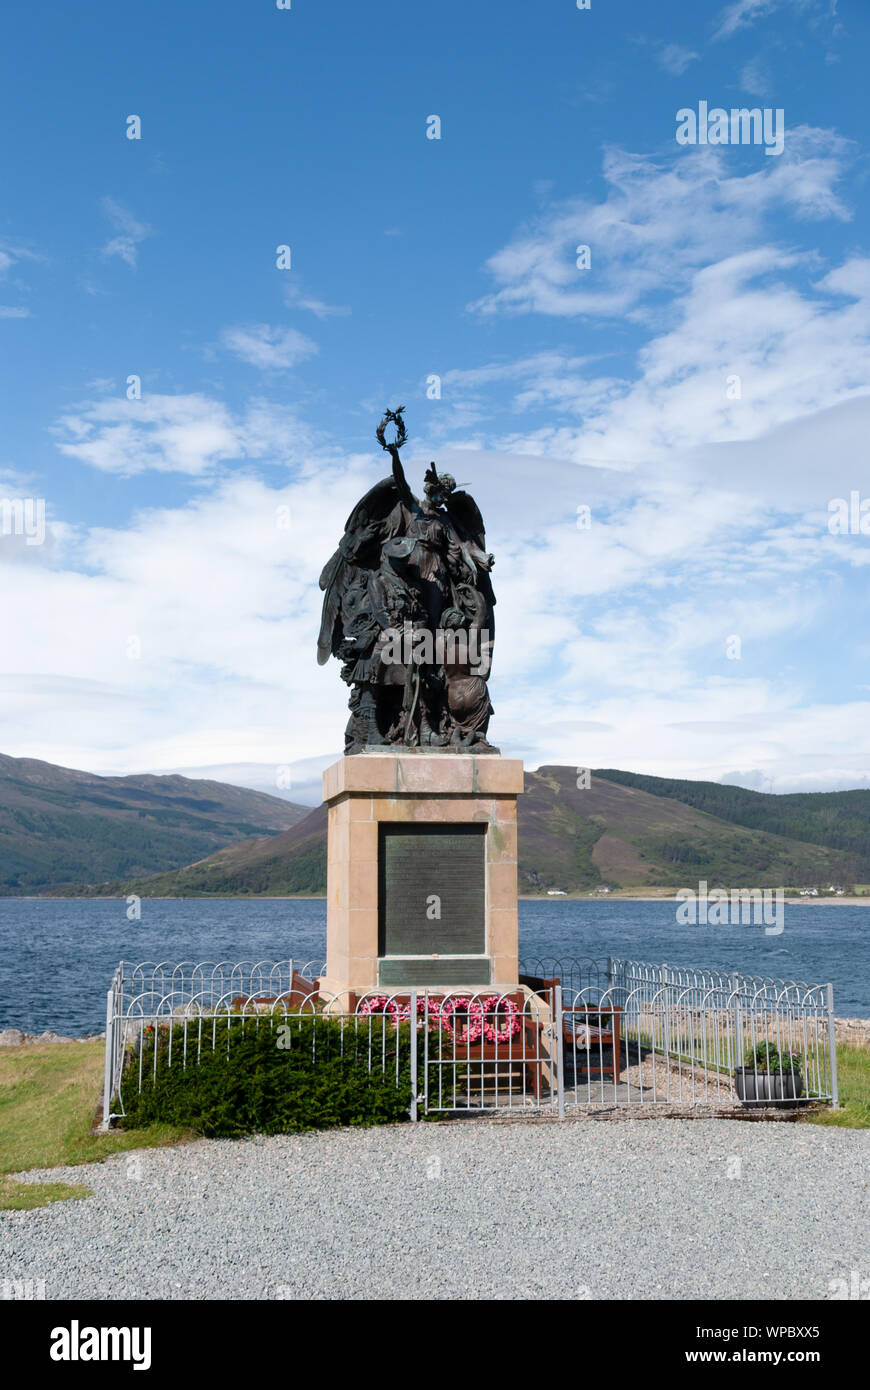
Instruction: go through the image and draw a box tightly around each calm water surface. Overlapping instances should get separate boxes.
[0,897,867,1034]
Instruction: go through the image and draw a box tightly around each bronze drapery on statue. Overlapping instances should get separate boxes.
[317,408,498,753]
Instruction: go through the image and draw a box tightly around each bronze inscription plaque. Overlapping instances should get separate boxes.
[378,823,486,958]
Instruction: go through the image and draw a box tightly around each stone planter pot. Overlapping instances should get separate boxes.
[733,1068,804,1103]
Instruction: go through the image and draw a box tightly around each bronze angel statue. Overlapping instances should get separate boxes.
[317,407,498,753]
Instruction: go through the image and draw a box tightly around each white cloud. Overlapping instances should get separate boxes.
[712,0,829,41]
[220,323,318,370]
[740,55,772,95]
[457,130,868,509]
[100,197,153,268]
[54,393,315,477]
[539,245,870,477]
[708,0,839,44]
[0,464,397,774]
[282,283,350,319]
[0,238,41,316]
[0,241,40,277]
[470,129,851,322]
[714,0,782,39]
[655,44,700,76]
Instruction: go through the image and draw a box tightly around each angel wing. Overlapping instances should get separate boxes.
[317,477,400,665]
[444,490,485,551]
[444,488,495,627]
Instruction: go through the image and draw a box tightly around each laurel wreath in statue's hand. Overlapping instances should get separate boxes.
[376,406,407,452]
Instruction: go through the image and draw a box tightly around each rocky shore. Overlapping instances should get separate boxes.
[0,1029,104,1046]
[833,1017,870,1048]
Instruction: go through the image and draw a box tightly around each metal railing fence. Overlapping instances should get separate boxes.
[101,956,837,1127]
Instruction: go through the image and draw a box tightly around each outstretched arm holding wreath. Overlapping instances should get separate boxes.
[376,406,412,504]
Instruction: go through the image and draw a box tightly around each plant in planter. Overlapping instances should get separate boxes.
[733,1041,804,1103]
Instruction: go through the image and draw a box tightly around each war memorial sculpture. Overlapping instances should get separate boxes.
[318,406,498,754]
[317,410,523,996]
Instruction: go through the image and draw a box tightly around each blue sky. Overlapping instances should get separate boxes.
[1,0,869,803]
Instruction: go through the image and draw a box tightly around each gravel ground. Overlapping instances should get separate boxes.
[2,1119,868,1300]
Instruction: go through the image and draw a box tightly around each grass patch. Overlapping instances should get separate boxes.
[0,1040,192,1199]
[0,1176,92,1211]
[804,1044,870,1129]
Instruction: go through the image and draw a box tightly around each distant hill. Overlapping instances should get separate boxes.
[108,765,861,898]
[0,754,309,895]
[113,804,329,898]
[519,767,857,892]
[595,769,870,872]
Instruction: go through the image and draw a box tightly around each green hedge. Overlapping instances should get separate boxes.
[119,1016,412,1137]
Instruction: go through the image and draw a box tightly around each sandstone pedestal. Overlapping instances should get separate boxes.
[319,753,524,1000]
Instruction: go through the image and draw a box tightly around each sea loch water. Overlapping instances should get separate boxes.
[0,897,867,1034]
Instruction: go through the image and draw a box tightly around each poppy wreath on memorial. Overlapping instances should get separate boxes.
[357,995,442,1027]
[357,993,521,1043]
[438,995,521,1045]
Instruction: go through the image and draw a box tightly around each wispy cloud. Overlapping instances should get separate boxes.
[54,393,314,477]
[740,55,772,95]
[470,128,851,322]
[655,43,700,76]
[282,283,350,320]
[0,239,41,317]
[713,0,826,43]
[220,324,318,370]
[100,197,153,268]
[0,241,41,277]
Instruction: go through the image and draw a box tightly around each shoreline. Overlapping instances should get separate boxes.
[520,894,870,905]
[6,893,870,905]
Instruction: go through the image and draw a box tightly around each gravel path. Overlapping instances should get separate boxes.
[2,1119,868,1300]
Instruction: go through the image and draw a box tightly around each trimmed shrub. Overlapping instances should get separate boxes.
[119,1016,412,1137]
